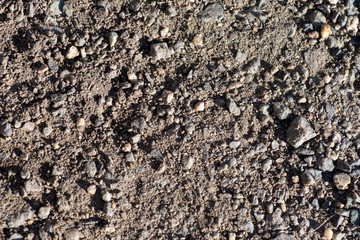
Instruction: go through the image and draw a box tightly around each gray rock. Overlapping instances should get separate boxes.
[350,209,360,225]
[38,206,51,219]
[228,101,241,116]
[336,160,352,172]
[103,202,113,216]
[128,0,140,12]
[229,140,241,149]
[346,0,359,15]
[286,116,317,148]
[316,157,334,172]
[333,173,351,190]
[244,58,261,74]
[182,156,195,170]
[9,233,23,240]
[272,234,296,240]
[7,207,34,228]
[130,117,147,130]
[228,232,236,240]
[309,11,326,27]
[86,160,97,178]
[0,122,12,137]
[333,214,344,228]
[22,122,35,132]
[199,3,224,23]
[63,228,80,240]
[301,168,322,185]
[125,152,135,162]
[149,43,171,61]
[272,102,291,120]
[338,15,347,27]
[235,51,246,63]
[238,221,254,233]
[165,5,177,17]
[24,179,42,193]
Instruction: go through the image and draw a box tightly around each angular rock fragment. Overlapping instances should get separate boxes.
[286,116,316,148]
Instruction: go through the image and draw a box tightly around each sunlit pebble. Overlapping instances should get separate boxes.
[108,32,118,48]
[160,27,169,37]
[76,118,86,129]
[38,64,48,73]
[308,31,319,39]
[87,185,97,195]
[321,24,331,39]
[297,97,307,103]
[162,90,174,104]
[192,34,203,46]
[328,0,338,4]
[323,228,333,240]
[194,102,205,111]
[323,74,331,83]
[127,72,137,82]
[65,46,79,59]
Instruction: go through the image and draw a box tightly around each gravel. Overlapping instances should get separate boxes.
[0,122,12,137]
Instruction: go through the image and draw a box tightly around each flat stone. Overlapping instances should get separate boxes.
[286,116,317,148]
[228,101,241,116]
[244,58,261,74]
[149,43,172,61]
[316,157,334,172]
[199,3,224,23]
[63,228,80,240]
[7,207,34,228]
[38,206,51,219]
[0,122,12,137]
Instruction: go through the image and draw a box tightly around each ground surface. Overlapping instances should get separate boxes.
[1,0,360,239]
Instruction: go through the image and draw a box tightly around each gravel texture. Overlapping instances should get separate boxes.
[1,0,360,239]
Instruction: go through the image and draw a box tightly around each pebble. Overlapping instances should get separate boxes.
[309,11,326,27]
[0,122,12,137]
[24,179,42,193]
[76,117,86,129]
[286,116,317,148]
[130,118,147,130]
[65,46,80,59]
[272,102,291,120]
[165,5,177,17]
[38,206,51,219]
[321,24,331,39]
[192,34,203,46]
[108,32,118,48]
[346,16,359,34]
[228,232,236,240]
[194,102,205,111]
[63,228,80,240]
[162,90,174,104]
[182,155,195,170]
[102,191,112,202]
[333,173,351,190]
[103,202,113,216]
[238,221,254,233]
[149,43,171,61]
[9,233,23,240]
[86,160,97,178]
[7,207,34,228]
[22,122,35,132]
[199,3,224,23]
[227,101,241,116]
[229,140,241,149]
[329,0,338,4]
[244,58,261,74]
[316,157,334,172]
[87,184,97,194]
[125,152,135,162]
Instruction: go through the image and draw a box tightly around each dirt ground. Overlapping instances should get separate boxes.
[1,0,360,239]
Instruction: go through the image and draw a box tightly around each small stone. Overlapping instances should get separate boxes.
[238,221,254,233]
[228,101,241,116]
[65,46,80,59]
[9,233,23,240]
[165,5,177,17]
[42,126,53,137]
[308,31,319,39]
[321,24,331,39]
[130,118,147,130]
[130,134,141,144]
[125,152,135,162]
[286,116,317,148]
[22,122,35,132]
[182,155,195,170]
[229,140,241,149]
[63,228,80,240]
[149,43,171,61]
[24,179,42,193]
[323,228,333,239]
[76,118,86,129]
[329,0,338,4]
[199,3,224,23]
[38,206,51,219]
[346,16,359,34]
[333,173,351,190]
[0,122,12,137]
[301,169,322,186]
[87,184,97,195]
[103,202,113,216]
[192,34,203,46]
[244,58,261,74]
[162,90,174,104]
[309,11,326,27]
[228,232,236,240]
[272,102,291,120]
[108,32,118,48]
[160,27,169,37]
[333,232,345,240]
[194,102,205,111]
[316,157,334,172]
[102,191,112,202]
[127,72,137,81]
[86,161,97,178]
[7,207,34,228]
